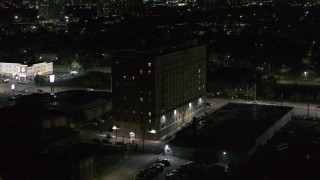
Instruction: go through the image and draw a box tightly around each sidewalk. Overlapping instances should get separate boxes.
[100,152,159,180]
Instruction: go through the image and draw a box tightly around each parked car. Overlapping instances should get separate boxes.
[165,134,172,140]
[181,161,194,169]
[149,164,163,174]
[98,118,105,123]
[115,141,125,145]
[146,168,158,178]
[273,143,288,151]
[165,172,180,180]
[136,171,149,180]
[157,159,170,167]
[156,163,165,168]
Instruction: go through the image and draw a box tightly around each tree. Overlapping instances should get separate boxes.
[34,75,46,87]
[71,60,82,71]
[57,48,74,65]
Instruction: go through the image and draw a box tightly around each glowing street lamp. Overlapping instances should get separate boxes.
[49,74,55,95]
[142,128,157,151]
[112,125,119,142]
[11,84,15,96]
[149,129,156,134]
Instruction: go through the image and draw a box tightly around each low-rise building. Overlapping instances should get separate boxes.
[0,61,53,81]
[167,103,293,174]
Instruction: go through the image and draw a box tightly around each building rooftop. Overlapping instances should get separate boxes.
[14,89,111,112]
[111,39,204,57]
[172,103,293,153]
[36,127,79,146]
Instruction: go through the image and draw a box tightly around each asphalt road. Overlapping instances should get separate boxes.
[206,97,320,118]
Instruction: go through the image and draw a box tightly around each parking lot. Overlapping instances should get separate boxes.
[133,156,191,180]
[247,116,320,180]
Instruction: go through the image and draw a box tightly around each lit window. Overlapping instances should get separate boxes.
[124,75,126,79]
[140,70,143,74]
[148,70,151,74]
[132,76,135,80]
[148,62,151,67]
[140,98,143,102]
[149,119,151,124]
[199,69,201,73]
[148,112,151,117]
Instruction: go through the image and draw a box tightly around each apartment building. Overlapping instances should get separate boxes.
[112,43,206,140]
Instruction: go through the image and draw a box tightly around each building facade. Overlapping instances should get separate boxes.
[112,44,206,140]
[0,61,53,81]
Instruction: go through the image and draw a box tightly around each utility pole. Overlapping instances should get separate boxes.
[129,135,131,159]
[142,130,145,151]
[254,83,257,102]
[246,85,248,101]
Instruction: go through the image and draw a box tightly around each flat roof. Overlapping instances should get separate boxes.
[172,103,293,152]
[14,90,111,112]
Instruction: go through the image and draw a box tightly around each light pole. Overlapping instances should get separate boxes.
[142,126,146,151]
[128,132,135,159]
[49,74,55,95]
[112,125,118,143]
[11,84,15,96]
[129,133,131,159]
[149,129,156,140]
[142,128,156,151]
[254,83,257,102]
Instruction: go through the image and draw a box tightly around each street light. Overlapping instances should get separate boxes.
[149,129,156,134]
[142,128,157,151]
[112,125,118,143]
[49,74,55,95]
[11,84,15,96]
[128,132,135,159]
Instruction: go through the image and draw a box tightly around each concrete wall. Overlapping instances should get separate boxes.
[249,108,294,156]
